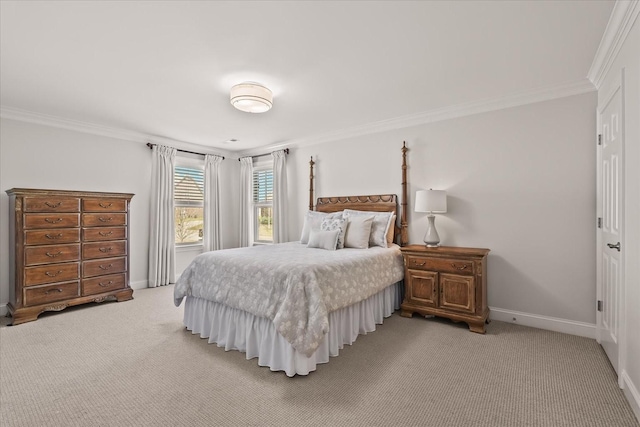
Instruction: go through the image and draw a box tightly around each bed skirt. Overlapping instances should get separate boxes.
[182,281,403,376]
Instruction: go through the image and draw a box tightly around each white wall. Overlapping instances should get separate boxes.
[0,118,240,311]
[597,10,640,419]
[288,92,597,329]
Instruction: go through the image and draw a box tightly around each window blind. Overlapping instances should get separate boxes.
[253,169,273,203]
[174,166,204,205]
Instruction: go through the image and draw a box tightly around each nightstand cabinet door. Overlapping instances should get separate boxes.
[400,245,489,334]
[406,270,438,307]
[439,273,475,314]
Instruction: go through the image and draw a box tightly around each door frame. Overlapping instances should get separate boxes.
[596,69,626,388]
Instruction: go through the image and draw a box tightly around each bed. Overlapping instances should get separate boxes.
[174,143,410,376]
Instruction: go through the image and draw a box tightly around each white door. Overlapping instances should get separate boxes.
[596,81,624,378]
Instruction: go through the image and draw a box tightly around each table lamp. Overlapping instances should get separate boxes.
[415,189,447,247]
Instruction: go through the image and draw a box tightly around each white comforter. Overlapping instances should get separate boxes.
[174,242,404,356]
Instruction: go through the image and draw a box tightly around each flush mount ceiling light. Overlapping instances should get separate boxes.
[230,82,272,113]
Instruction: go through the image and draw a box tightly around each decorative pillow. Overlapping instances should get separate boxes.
[344,215,374,249]
[307,229,339,251]
[321,218,347,249]
[300,210,343,244]
[343,209,394,248]
[387,214,397,246]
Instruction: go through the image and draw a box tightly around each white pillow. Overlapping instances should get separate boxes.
[344,215,374,249]
[343,209,394,248]
[387,214,397,246]
[300,210,343,244]
[307,229,339,251]
[321,218,347,249]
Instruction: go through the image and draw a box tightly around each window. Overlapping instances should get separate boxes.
[253,164,273,243]
[174,164,204,245]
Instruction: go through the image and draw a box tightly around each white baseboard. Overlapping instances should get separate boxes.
[489,307,596,339]
[130,280,148,290]
[622,370,640,423]
[0,303,6,317]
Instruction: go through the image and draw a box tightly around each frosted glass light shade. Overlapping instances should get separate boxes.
[414,189,447,213]
[230,82,273,113]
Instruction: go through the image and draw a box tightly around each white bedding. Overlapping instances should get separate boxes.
[183,282,402,376]
[174,242,404,356]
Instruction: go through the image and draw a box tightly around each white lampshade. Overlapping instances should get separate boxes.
[230,82,273,113]
[415,189,447,213]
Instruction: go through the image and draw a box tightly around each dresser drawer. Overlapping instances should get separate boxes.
[82,273,126,296]
[24,228,81,245]
[83,257,126,278]
[24,281,80,306]
[24,213,80,229]
[82,240,126,259]
[406,255,475,275]
[24,262,80,286]
[82,213,126,227]
[24,197,80,213]
[24,244,80,266]
[82,198,127,212]
[82,227,126,242]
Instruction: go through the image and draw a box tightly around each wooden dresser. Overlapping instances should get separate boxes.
[400,245,490,333]
[6,188,134,325]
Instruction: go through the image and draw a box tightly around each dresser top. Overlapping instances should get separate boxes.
[401,245,490,257]
[6,188,134,199]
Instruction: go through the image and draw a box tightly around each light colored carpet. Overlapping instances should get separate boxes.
[0,285,637,427]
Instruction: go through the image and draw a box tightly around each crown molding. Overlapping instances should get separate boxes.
[588,0,640,89]
[239,79,596,156]
[0,106,232,158]
[3,78,595,160]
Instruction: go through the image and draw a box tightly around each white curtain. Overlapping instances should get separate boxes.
[272,149,288,243]
[204,154,223,252]
[239,157,254,247]
[148,145,176,287]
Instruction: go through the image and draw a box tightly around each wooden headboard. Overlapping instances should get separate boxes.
[308,142,409,246]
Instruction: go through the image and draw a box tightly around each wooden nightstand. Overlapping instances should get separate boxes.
[400,245,490,333]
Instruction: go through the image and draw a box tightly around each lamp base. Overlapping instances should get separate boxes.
[423,214,441,247]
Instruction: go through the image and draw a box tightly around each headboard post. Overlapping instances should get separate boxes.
[401,142,409,246]
[309,156,315,211]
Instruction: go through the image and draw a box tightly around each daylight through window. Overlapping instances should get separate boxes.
[174,166,204,244]
[253,167,273,243]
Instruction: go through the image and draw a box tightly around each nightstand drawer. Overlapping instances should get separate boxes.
[406,255,474,275]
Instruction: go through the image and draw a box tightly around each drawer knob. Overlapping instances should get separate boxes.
[98,217,113,222]
[45,270,63,277]
[99,264,113,270]
[98,281,114,287]
[99,203,113,209]
[45,218,63,224]
[44,201,62,208]
[44,288,63,295]
[45,233,63,240]
[99,247,113,253]
[412,260,426,266]
[45,251,62,258]
[98,231,113,237]
[451,263,469,271]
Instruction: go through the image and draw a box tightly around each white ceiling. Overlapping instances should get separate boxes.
[0,1,614,154]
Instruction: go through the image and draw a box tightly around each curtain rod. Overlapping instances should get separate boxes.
[146,142,225,160]
[238,148,289,161]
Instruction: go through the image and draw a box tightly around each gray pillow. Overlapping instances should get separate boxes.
[307,229,339,251]
[344,216,374,249]
[300,210,343,244]
[321,218,347,249]
[343,209,394,248]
